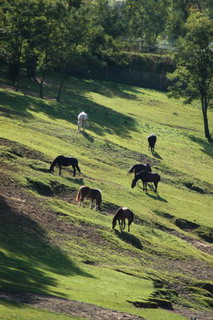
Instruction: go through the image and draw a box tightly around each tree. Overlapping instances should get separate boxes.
[52,1,98,101]
[0,0,28,86]
[168,9,213,142]
[123,0,170,51]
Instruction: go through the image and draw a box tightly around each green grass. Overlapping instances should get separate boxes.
[0,74,212,320]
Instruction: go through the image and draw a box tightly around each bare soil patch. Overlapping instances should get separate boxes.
[0,290,145,320]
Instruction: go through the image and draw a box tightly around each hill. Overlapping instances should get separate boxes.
[0,75,213,320]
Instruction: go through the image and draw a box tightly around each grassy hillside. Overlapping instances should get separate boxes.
[0,73,212,320]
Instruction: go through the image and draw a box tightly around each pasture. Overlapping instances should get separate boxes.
[0,74,212,320]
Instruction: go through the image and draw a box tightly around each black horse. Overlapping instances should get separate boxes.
[131,170,160,193]
[49,155,81,176]
[148,134,157,153]
[128,163,151,177]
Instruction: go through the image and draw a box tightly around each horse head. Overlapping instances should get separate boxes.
[131,179,137,188]
[112,218,117,229]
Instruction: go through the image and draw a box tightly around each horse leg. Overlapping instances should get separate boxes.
[90,199,94,209]
[81,196,85,207]
[118,220,122,232]
[59,164,62,175]
[128,221,130,232]
[154,182,158,193]
[72,165,76,177]
[142,181,146,191]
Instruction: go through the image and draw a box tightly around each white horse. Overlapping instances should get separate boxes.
[77,111,88,133]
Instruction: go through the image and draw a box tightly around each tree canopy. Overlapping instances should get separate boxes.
[168,9,213,141]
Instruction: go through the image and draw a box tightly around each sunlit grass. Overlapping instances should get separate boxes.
[0,76,212,320]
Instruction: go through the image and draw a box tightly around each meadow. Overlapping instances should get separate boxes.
[0,73,212,320]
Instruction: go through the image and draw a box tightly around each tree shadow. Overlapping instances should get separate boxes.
[0,195,94,297]
[64,78,143,101]
[114,230,143,250]
[0,85,138,139]
[188,135,213,158]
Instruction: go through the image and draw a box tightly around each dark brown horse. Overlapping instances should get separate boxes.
[49,155,81,176]
[112,207,134,232]
[128,163,151,178]
[76,186,102,210]
[131,170,161,193]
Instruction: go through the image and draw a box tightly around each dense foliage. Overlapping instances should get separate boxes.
[0,0,212,139]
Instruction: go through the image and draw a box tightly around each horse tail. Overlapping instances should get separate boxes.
[49,157,58,172]
[128,165,135,174]
[129,210,134,224]
[98,190,102,207]
[76,188,81,202]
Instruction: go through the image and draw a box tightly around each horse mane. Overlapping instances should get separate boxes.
[113,207,122,222]
[49,156,60,172]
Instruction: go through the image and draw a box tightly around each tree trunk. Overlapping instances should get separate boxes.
[56,74,66,102]
[202,99,212,142]
[9,62,19,86]
[26,56,37,79]
[39,69,47,99]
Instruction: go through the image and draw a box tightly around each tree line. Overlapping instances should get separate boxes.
[0,0,212,140]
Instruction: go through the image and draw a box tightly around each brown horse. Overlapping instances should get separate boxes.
[131,170,161,193]
[112,207,134,232]
[76,186,102,210]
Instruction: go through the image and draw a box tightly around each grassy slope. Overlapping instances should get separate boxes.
[0,301,84,320]
[0,75,212,320]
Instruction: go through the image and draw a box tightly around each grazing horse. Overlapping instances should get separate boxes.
[131,170,161,193]
[76,186,102,210]
[49,155,81,176]
[112,207,134,232]
[77,111,88,133]
[128,163,151,178]
[148,133,157,153]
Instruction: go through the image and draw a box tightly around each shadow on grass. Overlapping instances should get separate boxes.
[114,230,143,250]
[146,192,168,202]
[0,195,94,298]
[0,83,138,138]
[29,165,50,173]
[66,177,84,185]
[188,135,213,158]
[81,131,94,142]
[152,151,163,159]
